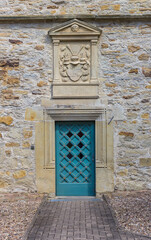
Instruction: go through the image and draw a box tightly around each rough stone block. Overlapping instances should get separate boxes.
[9,39,23,45]
[37,81,47,87]
[101,5,109,10]
[142,67,151,77]
[22,141,30,148]
[117,169,128,176]
[129,68,138,74]
[5,142,20,147]
[35,45,44,50]
[13,170,26,179]
[0,116,13,125]
[25,108,43,121]
[23,130,32,139]
[105,83,117,87]
[128,45,141,53]
[0,180,8,188]
[5,77,20,86]
[119,132,134,137]
[112,4,120,11]
[138,53,149,60]
[141,113,149,119]
[139,158,151,167]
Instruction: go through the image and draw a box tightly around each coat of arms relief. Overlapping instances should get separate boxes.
[60,43,90,82]
[48,19,101,98]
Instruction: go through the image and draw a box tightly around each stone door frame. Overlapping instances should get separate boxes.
[35,106,114,194]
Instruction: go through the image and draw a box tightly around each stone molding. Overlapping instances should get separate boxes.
[1,14,151,22]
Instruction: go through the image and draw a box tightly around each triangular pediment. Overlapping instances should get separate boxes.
[48,19,102,36]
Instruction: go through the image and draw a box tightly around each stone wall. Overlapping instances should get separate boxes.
[0,16,151,192]
[1,0,151,16]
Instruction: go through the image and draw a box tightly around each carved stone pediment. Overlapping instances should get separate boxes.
[48,19,101,39]
[48,19,102,99]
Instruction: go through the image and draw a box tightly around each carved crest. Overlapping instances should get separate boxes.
[60,44,90,82]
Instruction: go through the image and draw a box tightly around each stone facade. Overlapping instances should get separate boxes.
[1,0,151,16]
[0,1,151,193]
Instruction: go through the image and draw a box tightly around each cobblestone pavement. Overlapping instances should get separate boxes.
[25,198,151,240]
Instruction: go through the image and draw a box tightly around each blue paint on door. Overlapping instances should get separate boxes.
[55,121,95,196]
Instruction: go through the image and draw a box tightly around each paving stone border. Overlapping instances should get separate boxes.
[24,197,151,240]
[23,195,47,240]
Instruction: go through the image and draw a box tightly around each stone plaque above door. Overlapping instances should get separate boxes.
[48,19,102,99]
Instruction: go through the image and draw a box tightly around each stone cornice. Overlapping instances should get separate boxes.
[0,14,151,22]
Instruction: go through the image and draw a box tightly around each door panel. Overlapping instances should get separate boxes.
[55,121,95,196]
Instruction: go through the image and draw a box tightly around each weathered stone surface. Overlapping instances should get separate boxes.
[52,0,65,4]
[0,116,13,125]
[0,60,19,68]
[3,92,19,100]
[101,43,108,48]
[129,68,138,74]
[37,81,47,87]
[0,180,8,188]
[142,67,151,77]
[5,142,20,147]
[25,108,43,122]
[141,99,149,103]
[47,5,59,9]
[145,85,151,89]
[138,53,149,60]
[5,77,20,86]
[139,158,151,167]
[0,60,7,67]
[23,130,32,139]
[5,150,11,156]
[2,89,13,94]
[123,95,135,99]
[13,170,26,179]
[22,141,30,148]
[105,83,117,87]
[141,113,149,119]
[128,45,141,53]
[9,39,23,45]
[25,108,36,121]
[111,63,125,67]
[32,89,42,95]
[119,132,134,137]
[0,0,150,16]
[35,45,44,50]
[101,5,109,10]
[112,4,120,11]
[117,169,128,176]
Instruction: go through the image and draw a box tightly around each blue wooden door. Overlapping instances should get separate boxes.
[55,121,95,196]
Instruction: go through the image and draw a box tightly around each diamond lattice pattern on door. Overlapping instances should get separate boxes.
[58,123,92,183]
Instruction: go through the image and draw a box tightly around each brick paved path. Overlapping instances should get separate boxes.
[26,198,150,240]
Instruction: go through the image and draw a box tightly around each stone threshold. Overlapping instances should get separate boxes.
[1,14,151,22]
[50,197,102,202]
